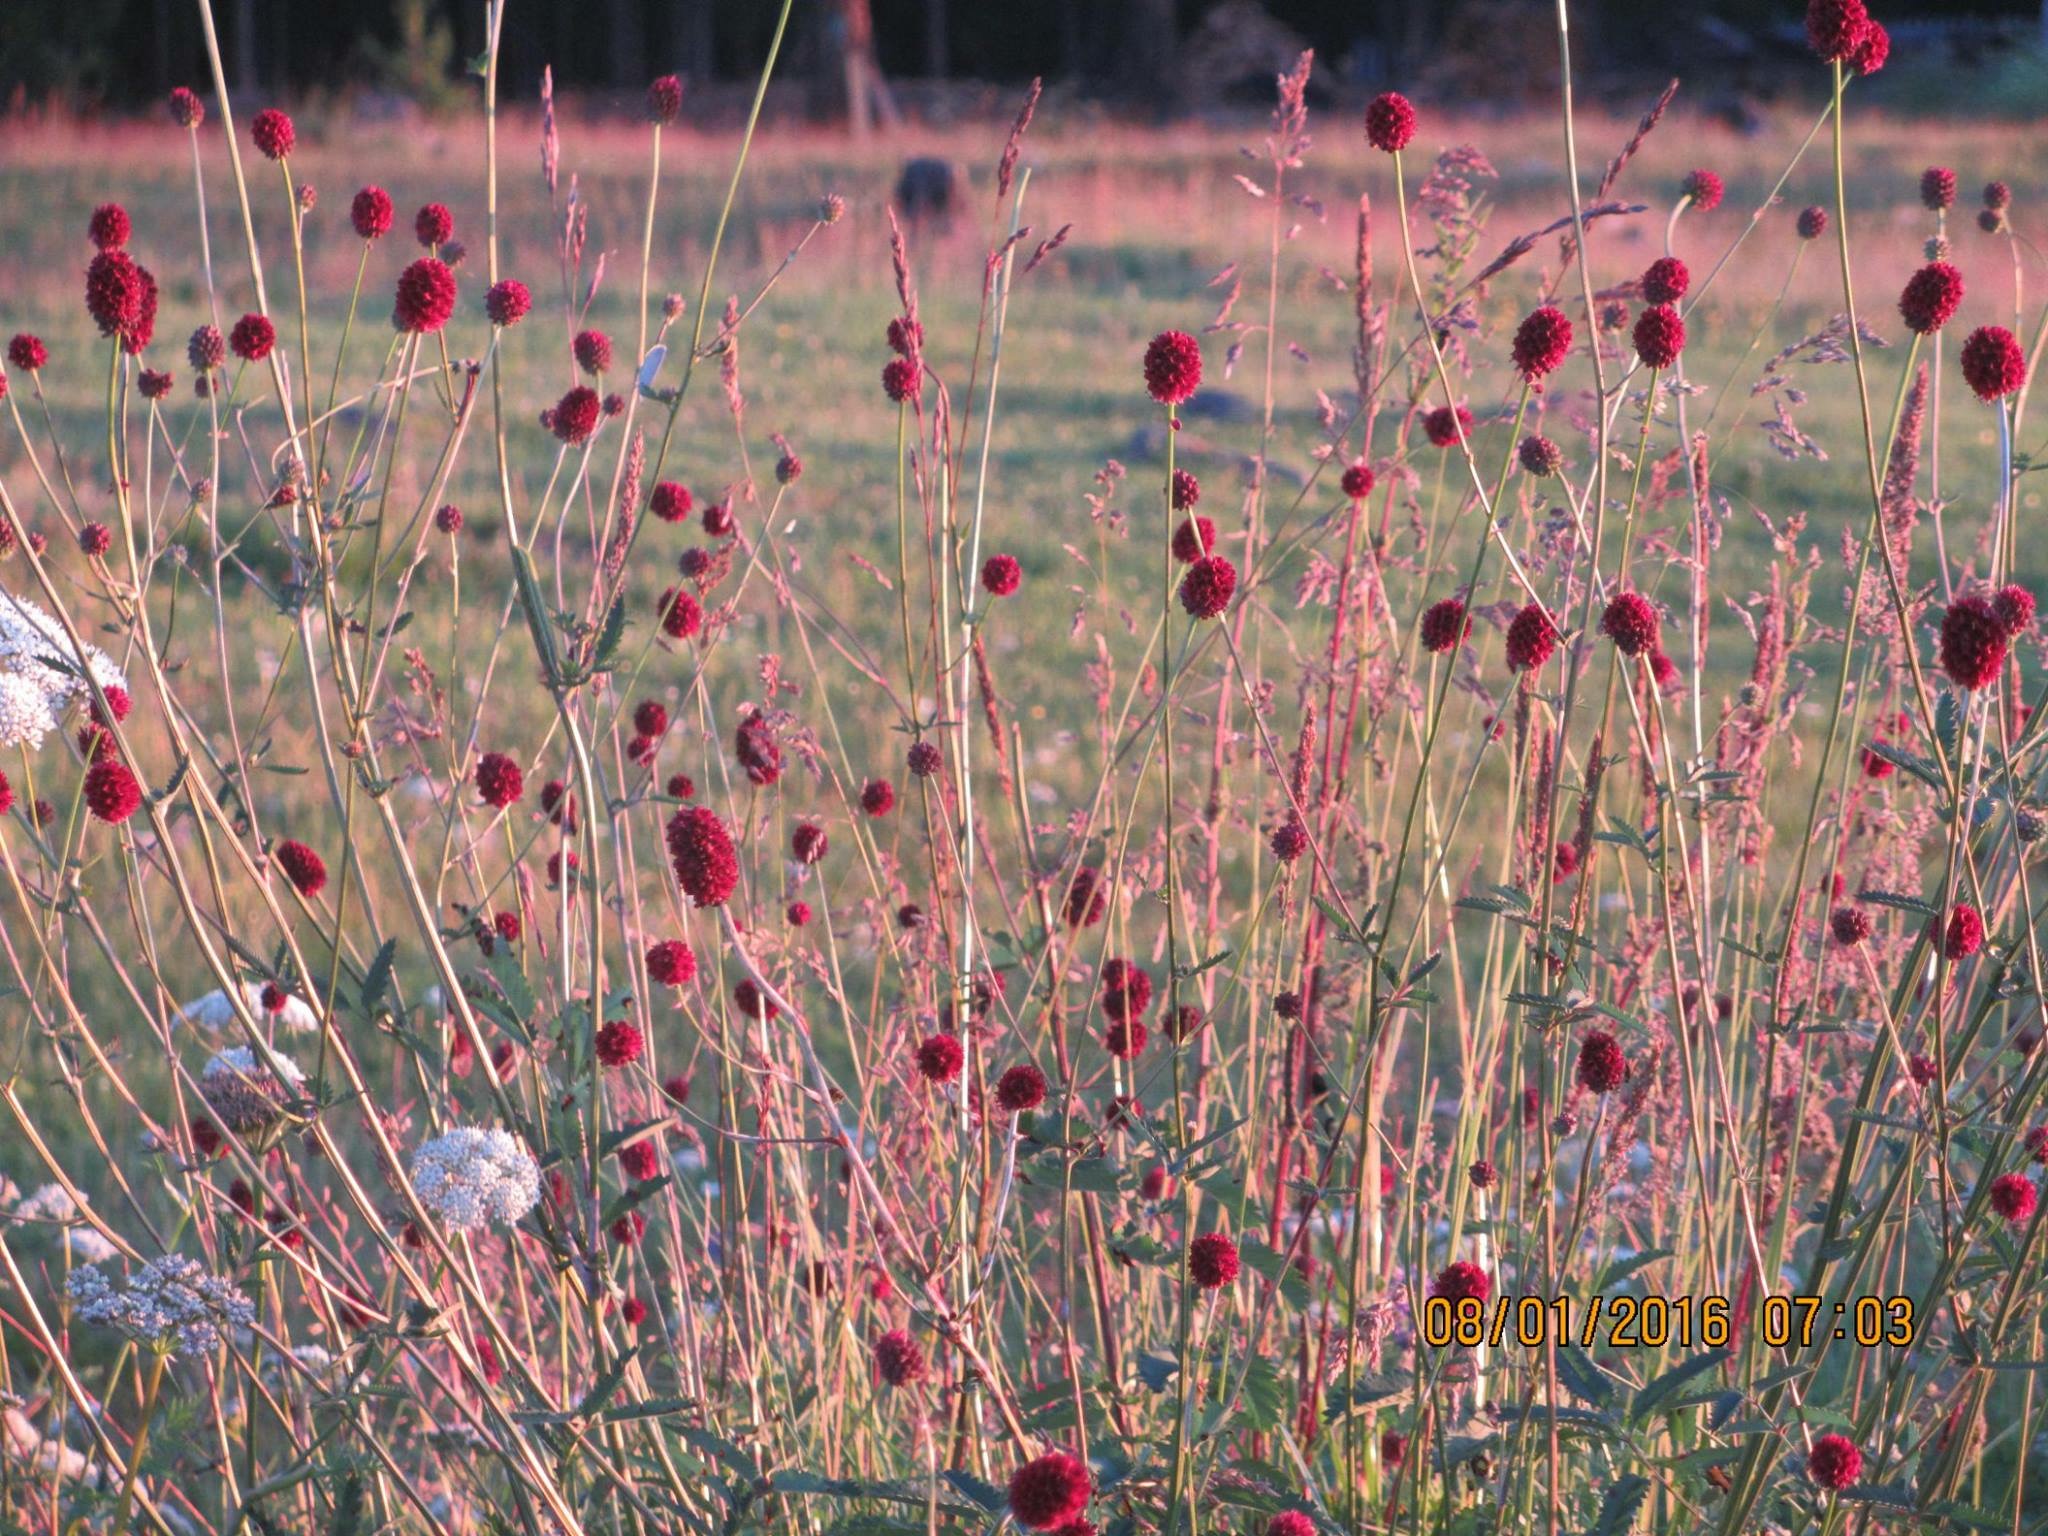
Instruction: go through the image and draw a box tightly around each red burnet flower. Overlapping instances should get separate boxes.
[1268,1515,1315,1536]
[1600,591,1660,656]
[1985,179,2012,211]
[668,805,739,906]
[1553,841,1580,882]
[91,686,132,728]
[85,251,145,337]
[996,1063,1048,1113]
[394,259,457,334]
[981,553,1021,596]
[733,977,779,1021]
[632,699,669,739]
[1633,304,1686,368]
[78,523,112,558]
[1797,204,1830,240]
[187,324,225,372]
[907,740,942,778]
[1270,818,1308,863]
[1470,1158,1499,1190]
[1064,867,1108,927]
[1430,1260,1490,1304]
[658,585,702,639]
[8,333,47,372]
[230,313,276,363]
[1171,514,1216,563]
[414,203,454,247]
[650,482,694,523]
[346,185,393,242]
[1188,1231,1240,1289]
[611,1210,646,1246]
[84,759,142,823]
[618,1137,661,1182]
[792,822,829,865]
[1641,256,1689,306]
[1143,330,1202,406]
[861,778,896,816]
[274,838,327,898]
[1505,604,1558,671]
[702,500,735,537]
[250,107,295,159]
[88,202,130,252]
[1178,555,1237,620]
[1940,594,2008,689]
[1009,1453,1091,1532]
[1519,434,1563,476]
[1990,1171,2038,1223]
[551,385,601,445]
[915,1033,964,1085]
[1099,958,1153,1021]
[872,1328,925,1386]
[1511,304,1573,381]
[1960,325,2025,402]
[119,265,158,354]
[1806,1432,1863,1491]
[484,278,532,327]
[647,74,684,124]
[1340,459,1375,499]
[1831,905,1872,946]
[138,369,174,400]
[881,356,921,403]
[1920,166,1958,211]
[1364,91,1417,153]
[1862,743,1895,779]
[475,751,524,808]
[434,503,464,535]
[786,900,811,926]
[1576,1029,1629,1093]
[1898,263,1965,334]
[646,939,696,987]
[886,314,924,358]
[1423,403,1472,447]
[1979,207,2006,234]
[1994,584,2036,635]
[1420,597,1470,653]
[1140,1165,1171,1200]
[0,771,11,818]
[168,86,204,127]
[1170,467,1200,510]
[1104,1018,1147,1058]
[776,448,803,484]
[595,1018,643,1068]
[1807,0,1871,60]
[1682,168,1724,210]
[1850,18,1889,74]
[1944,904,1985,960]
[573,328,613,375]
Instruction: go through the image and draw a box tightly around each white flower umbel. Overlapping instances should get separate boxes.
[0,589,125,750]
[410,1127,541,1232]
[199,1045,306,1132]
[12,1184,121,1262]
[177,981,320,1035]
[67,1256,254,1357]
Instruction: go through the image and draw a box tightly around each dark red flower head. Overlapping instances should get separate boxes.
[1898,262,1965,334]
[168,87,204,127]
[1179,555,1237,620]
[734,976,778,1021]
[647,74,684,124]
[1423,403,1473,447]
[1518,434,1562,476]
[651,482,694,523]
[1960,325,2025,402]
[1797,204,1830,240]
[1633,304,1686,368]
[1340,459,1375,500]
[792,821,829,865]
[997,1063,1048,1113]
[1104,1018,1147,1057]
[8,333,47,372]
[85,251,145,338]
[485,278,532,327]
[908,740,942,778]
[138,368,174,399]
[88,203,130,252]
[551,386,601,445]
[1992,583,2036,636]
[1806,1432,1862,1491]
[915,1033,964,1084]
[1430,1260,1490,1304]
[1099,958,1152,1021]
[658,586,702,640]
[1576,1029,1629,1093]
[1188,1231,1240,1289]
[1641,256,1689,306]
[1682,168,1723,210]
[1171,467,1201,510]
[84,759,142,823]
[668,805,739,906]
[78,522,112,559]
[475,752,524,808]
[1990,1171,2037,1223]
[1511,304,1573,381]
[1600,591,1659,656]
[1985,179,2012,211]
[1270,818,1308,863]
[1171,515,1217,564]
[861,778,896,816]
[573,328,613,375]
[1009,1454,1091,1532]
[415,203,454,247]
[434,503,463,535]
[982,553,1021,596]
[1831,905,1871,946]
[1064,867,1108,927]
[595,1018,643,1067]
[872,1328,925,1386]
[1940,594,2007,689]
[1944,904,1985,960]
[394,258,457,334]
[186,324,224,372]
[736,713,782,786]
[251,108,295,160]
[1364,91,1417,153]
[347,185,393,242]
[1420,597,1470,654]
[230,313,275,362]
[1143,330,1202,405]
[646,939,696,986]
[1849,18,1889,74]
[1920,166,1957,212]
[1505,604,1558,671]
[1806,0,1870,60]
[881,356,921,403]
[275,838,328,898]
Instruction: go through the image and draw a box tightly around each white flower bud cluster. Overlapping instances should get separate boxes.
[410,1127,540,1232]
[0,589,126,750]
[67,1255,254,1357]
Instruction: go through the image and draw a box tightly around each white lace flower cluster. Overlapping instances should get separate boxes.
[0,589,126,750]
[410,1127,541,1232]
[67,1255,254,1357]
[9,1182,117,1261]
[177,981,320,1035]
[199,1046,305,1132]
